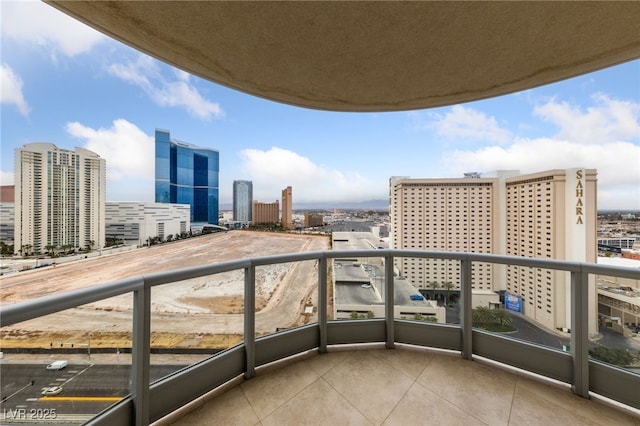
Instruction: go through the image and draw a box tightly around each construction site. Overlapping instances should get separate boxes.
[0,231,330,351]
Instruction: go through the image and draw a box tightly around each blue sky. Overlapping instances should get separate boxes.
[2,1,639,209]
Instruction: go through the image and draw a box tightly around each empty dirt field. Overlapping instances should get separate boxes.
[1,231,330,350]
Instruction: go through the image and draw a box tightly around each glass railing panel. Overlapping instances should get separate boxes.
[479,265,570,352]
[592,273,640,374]
[334,256,386,319]
[389,256,450,324]
[254,260,319,336]
[0,298,134,425]
[149,269,245,376]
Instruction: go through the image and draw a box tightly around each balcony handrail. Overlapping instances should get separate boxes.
[1,249,639,425]
[3,250,638,327]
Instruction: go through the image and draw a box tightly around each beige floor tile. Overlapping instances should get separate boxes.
[167,348,638,426]
[306,350,352,376]
[417,355,515,425]
[240,359,320,419]
[383,382,485,426]
[514,374,640,425]
[509,384,601,426]
[368,347,433,380]
[173,386,260,426]
[323,350,415,425]
[262,378,373,426]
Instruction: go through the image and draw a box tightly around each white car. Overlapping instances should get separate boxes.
[41,386,63,396]
[361,284,372,289]
[46,360,68,370]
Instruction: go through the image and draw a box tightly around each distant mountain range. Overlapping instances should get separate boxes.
[220,199,389,211]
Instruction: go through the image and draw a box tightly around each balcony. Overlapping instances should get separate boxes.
[1,250,639,425]
[163,345,638,425]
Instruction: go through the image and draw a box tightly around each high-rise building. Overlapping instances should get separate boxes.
[233,180,253,223]
[252,200,279,225]
[389,174,500,292]
[15,143,106,255]
[282,186,293,229]
[389,168,597,333]
[155,129,219,225]
[503,169,597,332]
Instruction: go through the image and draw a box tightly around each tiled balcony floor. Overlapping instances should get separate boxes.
[158,344,640,426]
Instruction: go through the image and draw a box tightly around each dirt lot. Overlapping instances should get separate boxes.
[1,231,330,349]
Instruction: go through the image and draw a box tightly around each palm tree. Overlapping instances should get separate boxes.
[472,306,493,329]
[427,281,440,302]
[493,309,512,327]
[442,281,455,306]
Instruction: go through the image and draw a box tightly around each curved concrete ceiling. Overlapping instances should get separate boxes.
[46,1,640,112]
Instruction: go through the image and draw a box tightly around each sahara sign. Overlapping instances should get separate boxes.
[575,169,584,225]
[505,292,522,313]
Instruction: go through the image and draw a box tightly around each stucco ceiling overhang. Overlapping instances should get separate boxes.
[46,1,640,112]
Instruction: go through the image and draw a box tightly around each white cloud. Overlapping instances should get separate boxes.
[445,138,640,209]
[65,119,154,201]
[108,56,224,120]
[1,64,31,116]
[430,92,640,209]
[237,147,385,204]
[1,1,105,57]
[420,105,512,144]
[534,94,640,144]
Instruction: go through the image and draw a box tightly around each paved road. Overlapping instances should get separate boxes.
[0,363,183,425]
[444,303,640,354]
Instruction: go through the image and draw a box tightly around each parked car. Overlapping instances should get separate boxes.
[361,284,372,289]
[41,386,63,396]
[46,360,68,370]
[409,294,424,301]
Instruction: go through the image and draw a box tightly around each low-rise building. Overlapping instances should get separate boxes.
[105,202,190,246]
[596,256,640,336]
[0,185,15,247]
[332,231,446,322]
[304,212,324,227]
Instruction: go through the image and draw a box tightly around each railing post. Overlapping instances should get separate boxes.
[318,257,328,353]
[460,258,472,360]
[131,283,150,425]
[571,268,590,398]
[244,264,256,379]
[385,255,395,349]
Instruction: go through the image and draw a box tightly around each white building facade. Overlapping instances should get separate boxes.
[15,143,106,255]
[389,169,598,333]
[105,202,190,246]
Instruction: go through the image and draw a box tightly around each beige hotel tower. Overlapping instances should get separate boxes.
[282,186,293,230]
[389,169,597,334]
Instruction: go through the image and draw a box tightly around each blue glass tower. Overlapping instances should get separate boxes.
[155,129,219,224]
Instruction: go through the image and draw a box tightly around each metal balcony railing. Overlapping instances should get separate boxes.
[1,250,639,425]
